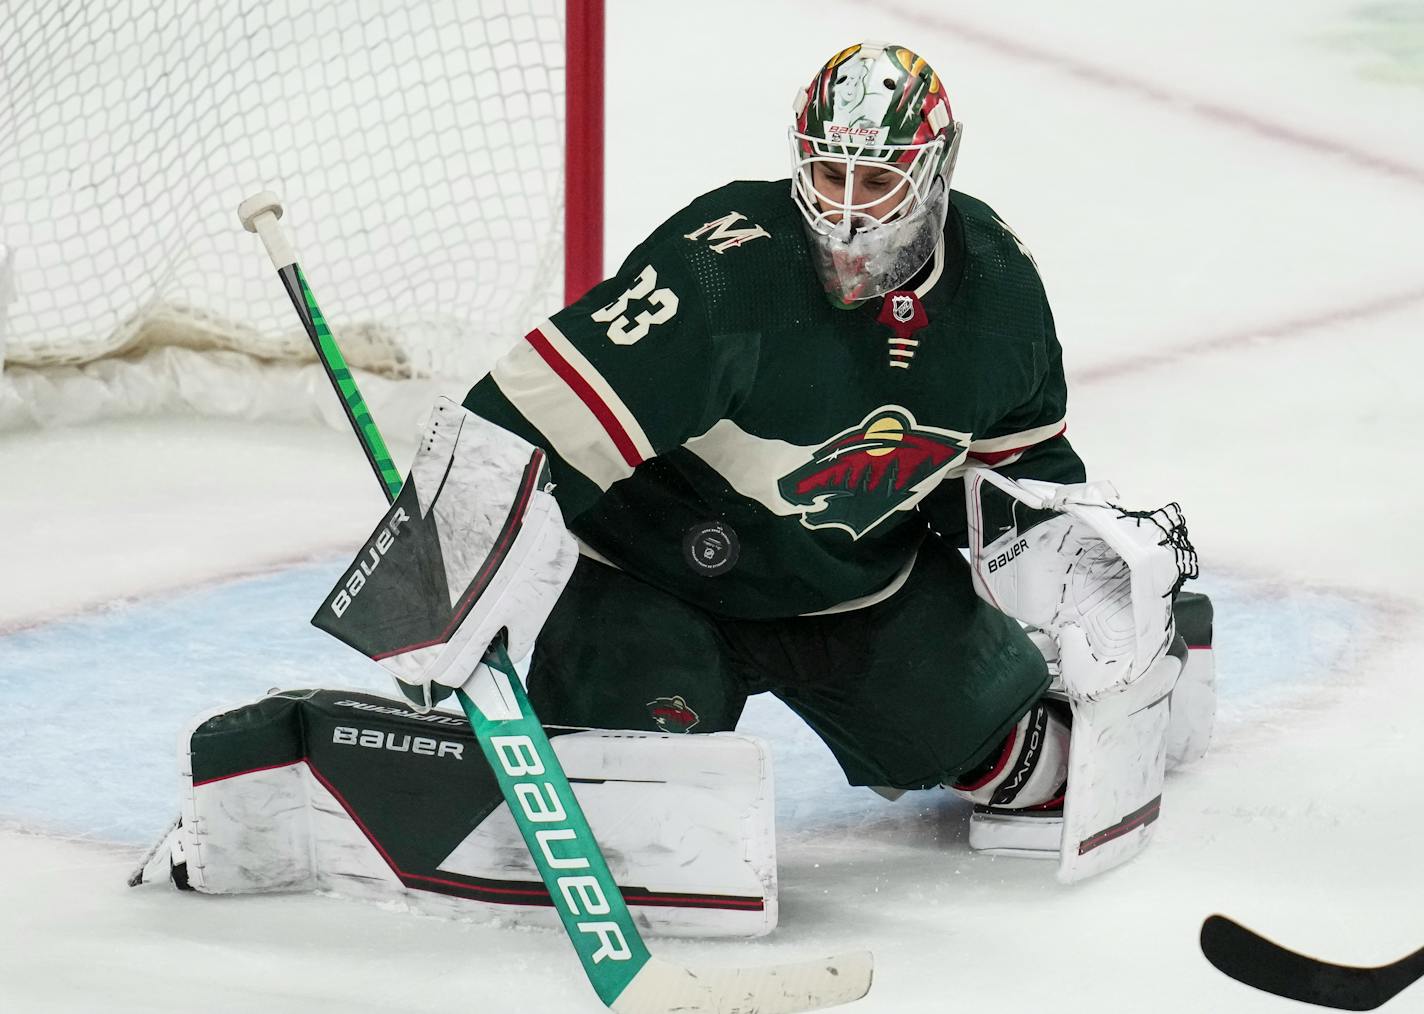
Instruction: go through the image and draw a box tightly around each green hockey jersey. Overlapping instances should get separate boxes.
[464,180,1085,619]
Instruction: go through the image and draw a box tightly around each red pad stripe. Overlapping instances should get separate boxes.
[1077,795,1162,856]
[968,423,1068,465]
[193,759,302,787]
[524,327,643,468]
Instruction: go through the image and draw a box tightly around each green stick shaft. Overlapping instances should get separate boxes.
[277,262,402,503]
[459,653,651,1005]
[265,250,653,1007]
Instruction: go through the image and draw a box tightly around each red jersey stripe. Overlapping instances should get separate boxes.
[524,327,644,469]
[968,423,1068,465]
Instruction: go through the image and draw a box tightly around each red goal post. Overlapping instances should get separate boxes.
[0,0,604,430]
[564,0,605,306]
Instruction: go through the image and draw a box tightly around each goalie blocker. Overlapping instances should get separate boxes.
[311,396,579,714]
[131,688,779,939]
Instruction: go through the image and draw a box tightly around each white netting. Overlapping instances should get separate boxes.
[0,0,568,429]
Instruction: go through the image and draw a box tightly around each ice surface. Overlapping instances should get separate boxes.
[3,1,1423,1012]
[0,569,1367,847]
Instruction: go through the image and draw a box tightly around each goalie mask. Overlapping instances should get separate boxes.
[790,42,963,305]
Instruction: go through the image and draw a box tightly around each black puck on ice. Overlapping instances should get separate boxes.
[683,521,739,576]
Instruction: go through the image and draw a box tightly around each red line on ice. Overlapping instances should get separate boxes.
[1072,284,1424,384]
[877,10,1424,380]
[894,11,1424,189]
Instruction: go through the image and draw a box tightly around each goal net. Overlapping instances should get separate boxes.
[0,0,602,432]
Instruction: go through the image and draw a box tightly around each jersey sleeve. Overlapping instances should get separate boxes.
[922,277,1086,545]
[462,231,758,524]
[964,287,1083,483]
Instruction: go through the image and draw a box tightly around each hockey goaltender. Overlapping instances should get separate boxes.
[134,42,1214,940]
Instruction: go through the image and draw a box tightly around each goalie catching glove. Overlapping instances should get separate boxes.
[313,397,578,711]
[965,467,1197,702]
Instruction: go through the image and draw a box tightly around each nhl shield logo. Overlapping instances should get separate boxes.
[877,290,928,342]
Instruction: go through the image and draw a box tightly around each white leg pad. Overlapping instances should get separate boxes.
[966,631,1200,873]
[1056,650,1180,883]
[1166,644,1215,770]
[130,690,778,938]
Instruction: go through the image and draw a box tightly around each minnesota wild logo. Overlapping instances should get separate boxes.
[647,695,700,734]
[778,407,968,538]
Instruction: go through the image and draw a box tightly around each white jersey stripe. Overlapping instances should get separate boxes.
[968,417,1067,454]
[492,336,634,492]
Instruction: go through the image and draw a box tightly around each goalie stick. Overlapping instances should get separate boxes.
[1200,914,1424,1011]
[237,192,873,1014]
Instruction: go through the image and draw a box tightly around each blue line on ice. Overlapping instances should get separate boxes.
[0,562,1370,847]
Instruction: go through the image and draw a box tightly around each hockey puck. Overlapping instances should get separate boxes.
[683,521,739,576]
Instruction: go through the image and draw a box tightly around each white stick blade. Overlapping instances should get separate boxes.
[611,952,873,1014]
